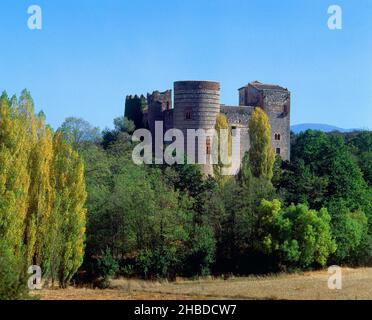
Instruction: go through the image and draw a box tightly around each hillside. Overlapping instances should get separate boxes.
[291,123,357,133]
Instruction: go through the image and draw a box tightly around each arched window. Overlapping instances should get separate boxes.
[275,133,281,141]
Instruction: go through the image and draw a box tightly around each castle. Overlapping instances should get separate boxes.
[126,80,291,176]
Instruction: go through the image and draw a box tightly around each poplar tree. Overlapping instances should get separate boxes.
[248,107,275,180]
[0,89,88,296]
[18,90,39,265]
[29,114,55,267]
[0,92,31,257]
[0,92,31,297]
[213,113,232,185]
[52,133,87,288]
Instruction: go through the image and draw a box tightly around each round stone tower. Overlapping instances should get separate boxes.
[173,81,221,175]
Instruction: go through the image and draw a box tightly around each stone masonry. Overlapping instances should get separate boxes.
[130,80,291,175]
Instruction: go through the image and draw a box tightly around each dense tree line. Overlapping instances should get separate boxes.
[1,89,371,297]
[71,108,371,285]
[0,91,87,299]
[275,130,372,265]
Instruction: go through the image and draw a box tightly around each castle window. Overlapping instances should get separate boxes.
[276,148,281,155]
[275,133,281,141]
[231,126,238,137]
[283,105,288,114]
[185,108,193,120]
[206,137,211,155]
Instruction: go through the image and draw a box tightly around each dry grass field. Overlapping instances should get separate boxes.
[33,267,372,300]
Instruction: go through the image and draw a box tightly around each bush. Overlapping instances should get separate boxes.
[328,200,369,264]
[256,199,337,269]
[184,225,216,277]
[96,248,119,288]
[0,243,28,300]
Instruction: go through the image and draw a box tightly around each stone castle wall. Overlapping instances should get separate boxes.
[173,81,221,175]
[221,106,253,175]
[239,83,291,161]
[137,80,291,175]
[263,90,291,161]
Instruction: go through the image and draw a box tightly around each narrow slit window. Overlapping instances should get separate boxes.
[185,109,192,120]
[231,126,237,137]
[206,137,211,155]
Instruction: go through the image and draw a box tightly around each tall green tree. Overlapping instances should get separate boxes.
[327,200,368,264]
[59,117,101,148]
[0,92,31,298]
[344,131,372,186]
[27,115,55,268]
[248,107,275,180]
[213,113,232,186]
[0,90,88,296]
[52,133,87,288]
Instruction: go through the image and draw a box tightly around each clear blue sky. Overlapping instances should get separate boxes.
[0,0,371,130]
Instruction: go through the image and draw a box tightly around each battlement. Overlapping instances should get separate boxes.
[125,80,291,175]
[147,90,172,111]
[126,94,146,100]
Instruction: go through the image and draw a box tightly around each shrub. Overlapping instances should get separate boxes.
[0,242,28,300]
[256,199,337,269]
[96,248,119,288]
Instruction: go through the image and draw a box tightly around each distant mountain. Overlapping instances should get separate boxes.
[291,123,357,134]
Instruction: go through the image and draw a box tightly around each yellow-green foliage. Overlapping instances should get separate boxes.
[0,92,31,267]
[257,199,337,268]
[248,107,275,180]
[28,119,55,267]
[0,90,87,295]
[52,133,87,287]
[213,113,232,185]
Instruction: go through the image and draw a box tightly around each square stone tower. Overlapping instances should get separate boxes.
[239,81,291,161]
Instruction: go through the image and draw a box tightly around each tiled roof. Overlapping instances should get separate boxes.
[239,81,288,91]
